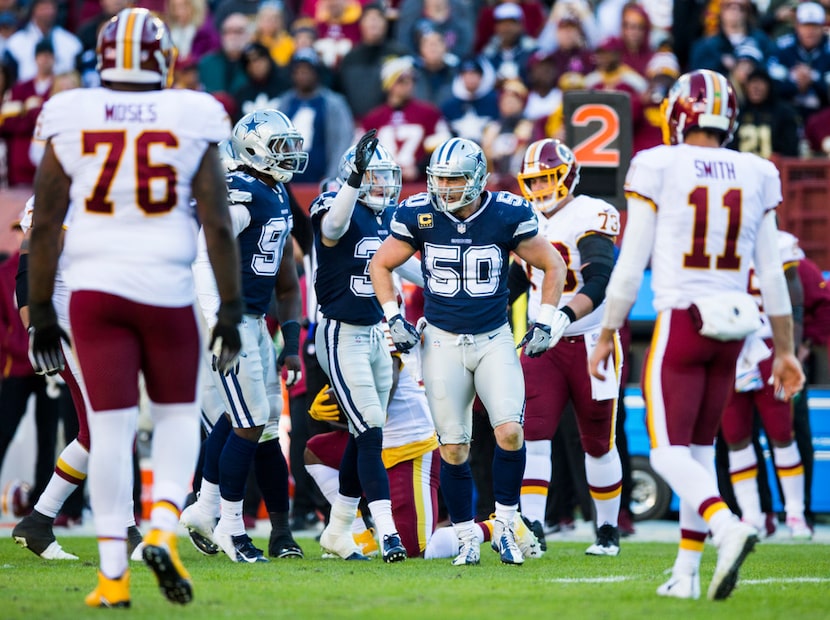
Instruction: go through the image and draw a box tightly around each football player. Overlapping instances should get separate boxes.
[721,230,811,539]
[181,110,305,563]
[310,133,422,563]
[27,7,243,608]
[369,137,568,566]
[513,139,624,556]
[590,69,804,601]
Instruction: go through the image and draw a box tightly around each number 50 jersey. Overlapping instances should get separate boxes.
[34,87,230,307]
[624,143,782,313]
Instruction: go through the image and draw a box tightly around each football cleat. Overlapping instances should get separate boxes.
[452,535,481,566]
[269,531,304,559]
[353,528,380,557]
[179,504,219,556]
[142,529,194,604]
[786,516,813,540]
[585,523,621,557]
[708,520,759,601]
[381,533,407,563]
[320,525,371,560]
[85,570,131,608]
[213,522,269,563]
[127,525,145,562]
[492,518,524,565]
[517,514,545,557]
[12,510,78,560]
[657,571,701,600]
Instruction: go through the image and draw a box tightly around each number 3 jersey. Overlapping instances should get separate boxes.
[525,196,620,336]
[391,190,538,334]
[624,143,781,312]
[34,87,230,307]
[310,192,394,325]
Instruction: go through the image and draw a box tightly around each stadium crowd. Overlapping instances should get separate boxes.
[1,0,830,188]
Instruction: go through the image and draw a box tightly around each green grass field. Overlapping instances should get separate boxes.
[1,535,828,619]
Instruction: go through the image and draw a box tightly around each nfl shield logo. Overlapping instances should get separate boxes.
[457,223,466,234]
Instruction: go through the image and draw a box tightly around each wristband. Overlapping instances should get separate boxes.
[347,171,363,189]
[536,303,556,326]
[15,253,29,308]
[382,301,400,322]
[560,306,577,323]
[280,320,301,357]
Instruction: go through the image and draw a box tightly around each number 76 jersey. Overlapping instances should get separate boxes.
[34,87,231,307]
[624,143,782,312]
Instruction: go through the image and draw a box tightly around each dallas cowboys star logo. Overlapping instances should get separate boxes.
[243,114,265,137]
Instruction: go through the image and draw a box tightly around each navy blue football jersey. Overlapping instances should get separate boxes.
[390,190,538,334]
[227,171,294,315]
[310,192,393,325]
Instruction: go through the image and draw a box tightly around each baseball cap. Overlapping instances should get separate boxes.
[796,2,825,25]
[291,47,321,69]
[381,55,415,90]
[494,2,523,21]
[596,36,624,54]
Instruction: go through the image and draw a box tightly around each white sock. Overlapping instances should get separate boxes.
[494,502,518,526]
[88,407,136,580]
[773,443,806,519]
[728,444,762,525]
[149,402,200,531]
[305,463,341,506]
[196,479,221,519]
[673,500,706,576]
[219,498,246,535]
[521,440,551,523]
[368,498,396,540]
[328,494,360,535]
[424,526,460,559]
[34,439,89,518]
[585,446,622,527]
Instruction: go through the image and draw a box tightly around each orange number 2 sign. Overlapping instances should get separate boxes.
[571,104,621,167]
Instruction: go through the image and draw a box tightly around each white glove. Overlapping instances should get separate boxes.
[519,309,572,358]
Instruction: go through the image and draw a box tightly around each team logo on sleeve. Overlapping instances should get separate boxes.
[418,213,433,228]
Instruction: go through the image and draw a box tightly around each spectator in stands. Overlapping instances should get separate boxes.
[689,0,775,77]
[768,2,830,124]
[173,54,202,90]
[536,0,599,54]
[546,14,595,86]
[2,0,81,83]
[212,0,261,31]
[396,0,474,59]
[412,26,458,109]
[359,55,450,181]
[805,105,830,156]
[0,11,17,60]
[166,0,220,64]
[761,0,801,39]
[307,0,362,69]
[335,3,407,121]
[233,41,289,117]
[441,56,499,141]
[198,12,253,105]
[523,50,562,123]
[0,38,53,186]
[253,0,295,67]
[75,0,130,59]
[481,78,532,192]
[729,40,766,105]
[275,47,354,184]
[619,2,654,78]
[474,0,545,54]
[732,67,799,159]
[633,51,679,154]
[481,1,538,85]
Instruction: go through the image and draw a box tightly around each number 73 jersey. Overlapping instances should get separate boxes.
[34,87,230,307]
[624,143,782,312]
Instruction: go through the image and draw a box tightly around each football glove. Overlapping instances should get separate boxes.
[346,129,378,187]
[210,298,243,376]
[519,310,571,358]
[28,324,69,376]
[388,314,420,353]
[309,384,344,423]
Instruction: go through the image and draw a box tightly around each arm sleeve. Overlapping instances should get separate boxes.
[320,184,359,241]
[575,233,615,309]
[754,210,792,317]
[602,197,656,329]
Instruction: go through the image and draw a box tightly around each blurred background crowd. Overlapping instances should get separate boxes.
[1,0,830,190]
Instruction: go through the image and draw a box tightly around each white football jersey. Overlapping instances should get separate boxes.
[625,143,781,312]
[35,87,231,306]
[748,230,804,339]
[525,195,620,336]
